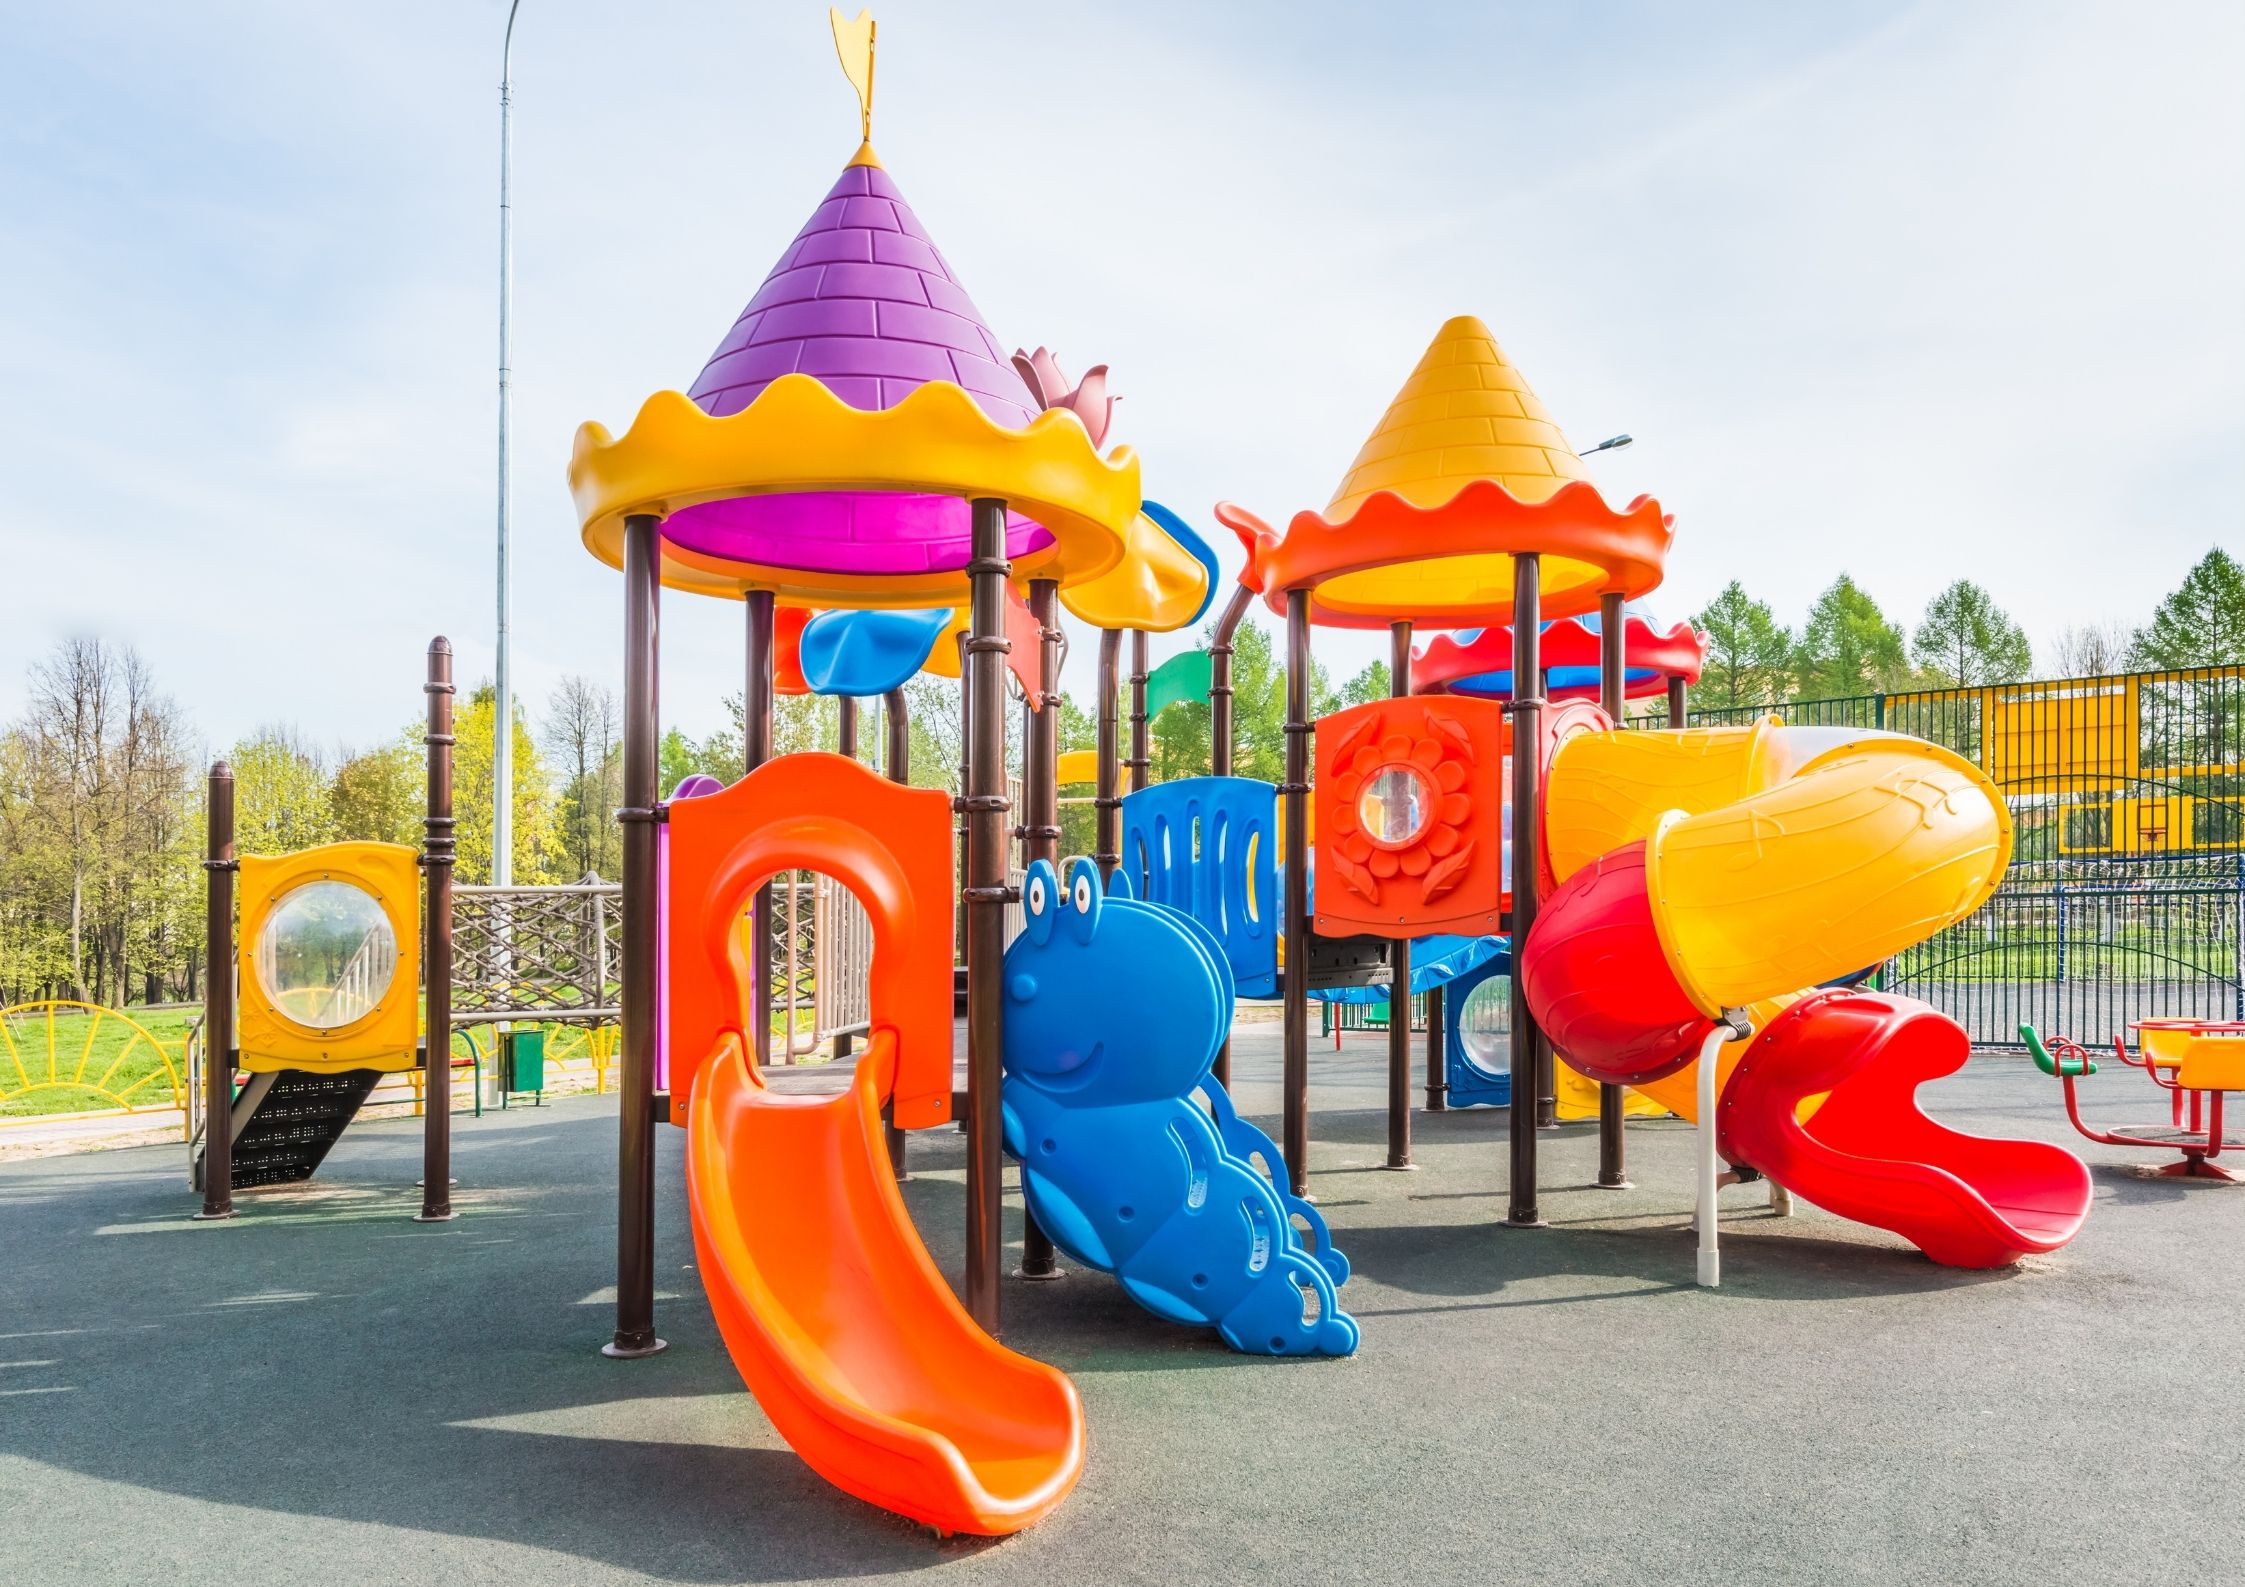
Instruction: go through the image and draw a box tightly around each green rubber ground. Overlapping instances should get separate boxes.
[3,1028,2236,1585]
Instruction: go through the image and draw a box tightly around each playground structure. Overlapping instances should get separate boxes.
[543,13,2103,1533]
[191,642,462,1216]
[163,9,2135,1543]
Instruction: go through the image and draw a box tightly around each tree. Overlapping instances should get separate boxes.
[452,683,561,885]
[2132,548,2245,669]
[543,675,620,880]
[1336,660,1390,708]
[2044,622,2131,679]
[228,726,337,859]
[329,741,422,846]
[1,639,198,1005]
[1791,576,1909,698]
[1690,581,1793,709]
[1910,580,2032,686]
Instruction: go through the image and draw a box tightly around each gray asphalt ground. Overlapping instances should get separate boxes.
[4,1026,2239,1586]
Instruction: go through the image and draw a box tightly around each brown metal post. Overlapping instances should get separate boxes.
[1668,674,1688,729]
[1208,583,1253,1090]
[744,591,776,1069]
[1385,620,1414,1170]
[194,762,236,1221]
[606,513,667,1357]
[1594,592,1630,1189]
[1505,554,1546,1228]
[880,686,911,1180]
[1281,590,1312,1197]
[963,498,1011,1334]
[833,694,859,1065]
[1209,584,1253,776]
[1018,579,1064,1281]
[1128,629,1151,790]
[416,638,458,1222]
[1094,629,1122,882]
[885,687,910,780]
[1425,981,1447,1111]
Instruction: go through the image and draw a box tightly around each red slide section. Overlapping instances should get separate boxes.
[1718,990,2093,1267]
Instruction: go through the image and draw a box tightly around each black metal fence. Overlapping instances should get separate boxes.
[1653,666,2245,1048]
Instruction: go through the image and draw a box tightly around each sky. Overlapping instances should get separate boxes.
[1,0,2239,757]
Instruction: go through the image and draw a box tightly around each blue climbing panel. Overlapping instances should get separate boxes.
[1442,946,1515,1109]
[1002,858,1357,1357]
[1118,776,1280,998]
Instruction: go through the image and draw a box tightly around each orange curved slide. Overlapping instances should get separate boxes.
[688,1028,1084,1535]
[669,755,1082,1535]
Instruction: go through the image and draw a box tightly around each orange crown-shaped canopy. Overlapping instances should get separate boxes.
[1218,316,1671,629]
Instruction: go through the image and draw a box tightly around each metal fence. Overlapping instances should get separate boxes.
[765,872,874,1058]
[454,883,619,1023]
[1887,855,2244,1048]
[453,875,876,1060]
[1658,666,2245,1047]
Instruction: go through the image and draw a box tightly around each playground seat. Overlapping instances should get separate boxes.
[2139,1026,2193,1071]
[2021,1025,2097,1077]
[2176,1036,2245,1093]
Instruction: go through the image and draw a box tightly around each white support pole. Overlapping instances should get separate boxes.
[1695,1023,1725,1288]
[1696,1010,1755,1288]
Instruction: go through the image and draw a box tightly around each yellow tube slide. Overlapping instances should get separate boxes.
[1641,735,2012,1014]
[1542,718,1791,885]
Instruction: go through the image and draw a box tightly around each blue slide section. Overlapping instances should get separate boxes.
[1001,858,1357,1356]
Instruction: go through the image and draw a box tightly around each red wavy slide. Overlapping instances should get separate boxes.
[1717,990,2092,1267]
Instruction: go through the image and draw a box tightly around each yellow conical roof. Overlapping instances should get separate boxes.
[1325,316,1589,522]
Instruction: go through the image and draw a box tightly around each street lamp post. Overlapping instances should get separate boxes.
[494,0,523,892]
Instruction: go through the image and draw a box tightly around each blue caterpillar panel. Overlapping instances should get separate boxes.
[1118,777,1280,999]
[1002,857,1357,1356]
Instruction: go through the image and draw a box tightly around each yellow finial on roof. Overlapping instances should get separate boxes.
[830,8,877,146]
[1324,315,1589,523]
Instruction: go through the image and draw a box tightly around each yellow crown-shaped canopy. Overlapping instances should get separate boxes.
[1325,315,1589,523]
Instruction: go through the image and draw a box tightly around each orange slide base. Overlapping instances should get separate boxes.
[687,1031,1084,1535]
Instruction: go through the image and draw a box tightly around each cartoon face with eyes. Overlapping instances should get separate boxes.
[1003,856,1226,1104]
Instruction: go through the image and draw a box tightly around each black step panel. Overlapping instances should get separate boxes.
[218,1070,382,1189]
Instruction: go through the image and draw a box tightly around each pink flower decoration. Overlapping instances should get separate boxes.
[1010,346,1117,448]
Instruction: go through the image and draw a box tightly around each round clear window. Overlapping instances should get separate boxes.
[1357,765,1433,849]
[255,880,399,1030]
[1458,974,1511,1072]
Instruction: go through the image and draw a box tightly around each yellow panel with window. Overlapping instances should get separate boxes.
[237,843,421,1074]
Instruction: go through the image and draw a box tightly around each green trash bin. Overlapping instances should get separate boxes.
[500,1029,545,1102]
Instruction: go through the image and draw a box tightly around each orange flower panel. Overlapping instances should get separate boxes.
[1313,695,1511,940]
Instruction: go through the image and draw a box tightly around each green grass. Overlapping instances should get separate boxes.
[0,1004,195,1118]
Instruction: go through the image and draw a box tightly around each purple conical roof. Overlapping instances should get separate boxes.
[659,157,1056,580]
[687,161,1038,426]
